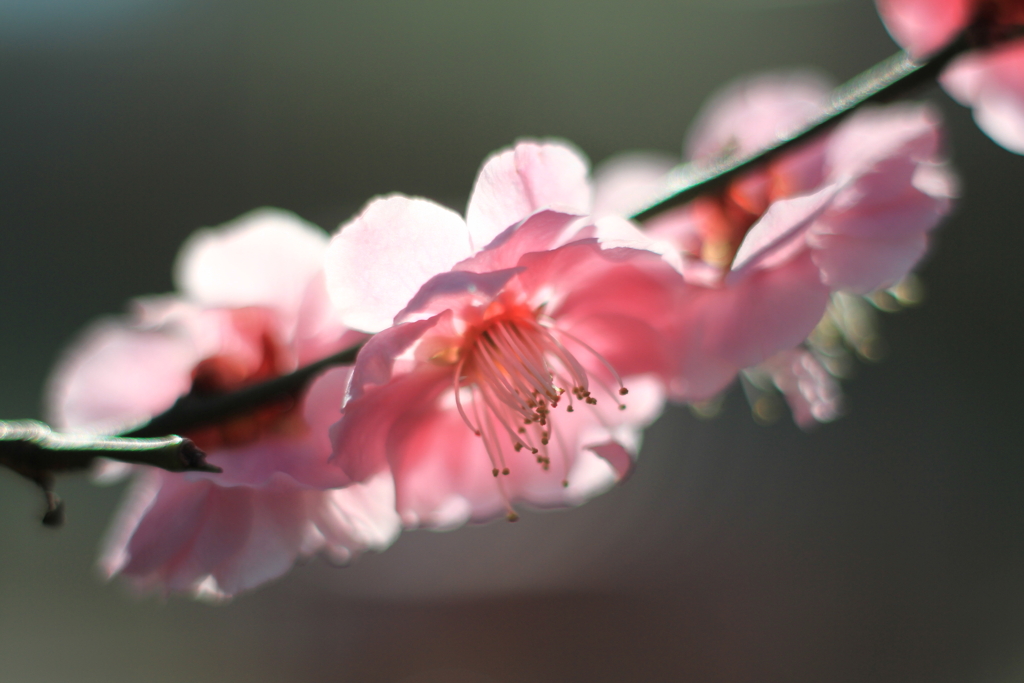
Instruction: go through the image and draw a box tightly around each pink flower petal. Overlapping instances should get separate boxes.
[331,317,452,483]
[455,209,583,274]
[315,472,401,564]
[110,474,250,589]
[517,242,687,380]
[174,208,328,315]
[377,372,658,528]
[202,368,354,490]
[206,484,333,597]
[102,471,400,598]
[587,441,635,482]
[685,71,832,161]
[825,104,944,184]
[729,184,840,276]
[592,151,678,219]
[875,0,972,58]
[465,140,592,250]
[46,321,199,433]
[761,349,843,428]
[292,272,370,366]
[810,232,930,294]
[396,269,523,324]
[672,251,832,400]
[326,195,473,333]
[345,315,447,404]
[818,175,953,241]
[942,42,1024,154]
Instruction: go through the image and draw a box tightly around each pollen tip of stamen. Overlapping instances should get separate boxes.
[492,468,500,477]
[502,467,510,476]
[566,406,574,412]
[474,430,482,437]
[561,479,569,488]
[531,448,539,455]
[542,463,550,471]
[619,387,629,395]
[506,512,520,522]
[619,404,627,411]
[514,443,523,452]
[541,438,549,445]
[586,397,597,405]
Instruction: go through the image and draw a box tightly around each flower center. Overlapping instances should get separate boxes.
[186,311,303,451]
[451,307,627,517]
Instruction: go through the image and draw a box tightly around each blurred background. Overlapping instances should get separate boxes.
[3,0,1024,681]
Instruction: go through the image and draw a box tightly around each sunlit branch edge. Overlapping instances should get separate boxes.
[629,36,971,222]
[0,421,216,526]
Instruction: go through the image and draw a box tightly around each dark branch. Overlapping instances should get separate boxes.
[630,36,970,222]
[123,345,361,438]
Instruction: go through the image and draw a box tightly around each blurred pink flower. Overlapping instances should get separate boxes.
[47,209,400,599]
[743,348,843,429]
[876,0,1024,153]
[595,72,956,418]
[326,140,683,528]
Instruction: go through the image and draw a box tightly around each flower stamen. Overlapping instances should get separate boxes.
[457,310,629,491]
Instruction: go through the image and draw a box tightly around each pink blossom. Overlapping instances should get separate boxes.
[47,209,400,598]
[876,0,1024,154]
[595,73,956,416]
[326,141,683,528]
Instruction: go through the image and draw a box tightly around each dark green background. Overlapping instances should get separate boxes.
[3,1,1024,681]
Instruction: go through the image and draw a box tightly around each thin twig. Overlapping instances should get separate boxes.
[123,345,360,438]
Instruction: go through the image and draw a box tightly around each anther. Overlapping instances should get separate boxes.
[561,479,569,488]
[492,468,500,477]
[506,512,520,522]
[502,467,510,476]
[619,387,628,395]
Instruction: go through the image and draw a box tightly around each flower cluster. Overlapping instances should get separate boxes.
[48,83,957,596]
[593,71,955,426]
[48,210,400,599]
